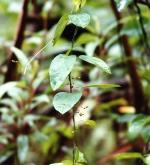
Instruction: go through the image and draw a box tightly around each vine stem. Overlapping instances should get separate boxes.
[67,24,78,165]
[69,73,77,165]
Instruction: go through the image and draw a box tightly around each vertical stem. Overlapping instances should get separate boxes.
[5,0,29,82]
[110,0,146,113]
[69,74,76,165]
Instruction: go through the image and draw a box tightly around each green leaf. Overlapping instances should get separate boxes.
[75,148,87,163]
[114,152,143,160]
[144,154,150,165]
[52,14,69,45]
[79,55,111,74]
[17,135,29,163]
[76,33,98,45]
[69,13,90,28]
[0,151,13,164]
[49,163,65,165]
[53,92,82,114]
[73,0,86,10]
[11,47,28,69]
[0,82,17,99]
[49,54,76,90]
[128,115,150,139]
[85,84,120,89]
[115,0,133,11]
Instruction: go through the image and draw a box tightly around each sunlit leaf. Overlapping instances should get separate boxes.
[115,0,133,11]
[53,92,82,114]
[52,14,69,45]
[11,47,28,69]
[17,135,29,163]
[85,84,120,88]
[75,147,87,163]
[49,163,64,165]
[79,55,111,74]
[69,13,90,28]
[49,54,76,90]
[0,82,17,99]
[144,154,150,165]
[114,152,143,160]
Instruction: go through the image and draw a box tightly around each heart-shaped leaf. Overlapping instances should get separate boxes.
[79,55,111,74]
[49,54,76,90]
[53,92,82,114]
[69,13,90,28]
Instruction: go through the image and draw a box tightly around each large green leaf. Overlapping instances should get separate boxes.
[114,152,143,160]
[53,92,82,114]
[49,54,76,90]
[52,14,69,45]
[79,55,111,74]
[17,135,29,163]
[69,13,90,28]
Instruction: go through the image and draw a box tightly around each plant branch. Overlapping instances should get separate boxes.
[5,0,29,82]
[110,0,146,113]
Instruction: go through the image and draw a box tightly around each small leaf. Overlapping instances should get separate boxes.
[114,152,143,160]
[53,14,69,45]
[0,82,17,99]
[79,55,111,74]
[115,0,133,11]
[53,92,82,114]
[128,115,150,139]
[69,13,90,28]
[11,47,28,69]
[73,0,86,10]
[49,163,64,165]
[17,135,29,163]
[85,84,120,88]
[49,54,76,90]
[74,148,87,163]
[84,120,96,127]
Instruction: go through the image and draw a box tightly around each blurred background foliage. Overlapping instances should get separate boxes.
[0,0,150,165]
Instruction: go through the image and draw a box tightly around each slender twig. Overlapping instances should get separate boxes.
[134,1,150,59]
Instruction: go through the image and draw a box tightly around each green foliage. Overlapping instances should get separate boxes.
[115,0,133,11]
[68,13,90,28]
[17,135,29,163]
[53,92,82,114]
[49,54,76,90]
[79,55,111,74]
[52,14,69,45]
[114,152,143,160]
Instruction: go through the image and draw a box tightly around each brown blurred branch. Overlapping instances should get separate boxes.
[96,143,132,165]
[110,0,147,114]
[5,0,29,82]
